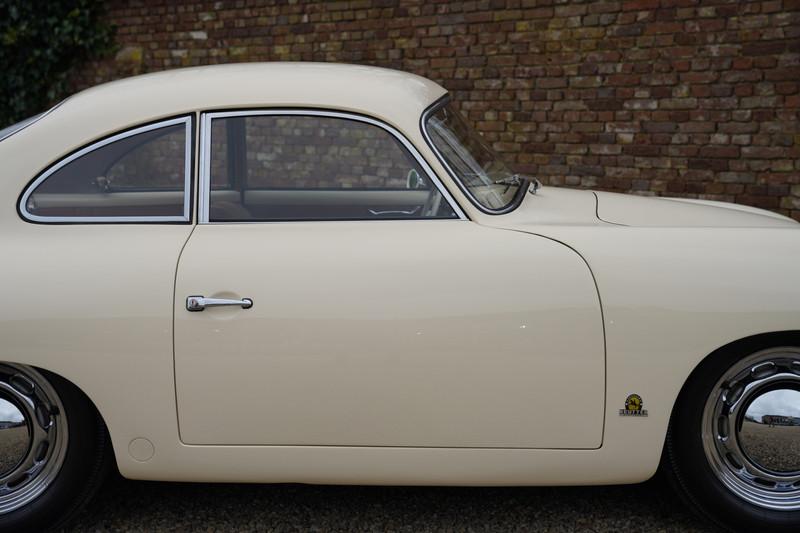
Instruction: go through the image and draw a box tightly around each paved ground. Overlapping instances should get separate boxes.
[739,420,800,472]
[0,425,27,474]
[68,474,714,532]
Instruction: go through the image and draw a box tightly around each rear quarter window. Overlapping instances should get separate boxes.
[19,117,193,223]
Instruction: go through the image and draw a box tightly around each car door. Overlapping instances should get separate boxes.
[173,110,605,448]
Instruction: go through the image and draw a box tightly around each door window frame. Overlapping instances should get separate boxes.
[18,116,194,224]
[197,109,467,223]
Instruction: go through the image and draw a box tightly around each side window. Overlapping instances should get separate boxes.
[205,113,459,221]
[21,117,191,222]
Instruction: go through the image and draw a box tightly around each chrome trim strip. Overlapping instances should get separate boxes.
[0,114,43,143]
[0,99,66,144]
[198,113,213,224]
[197,109,467,223]
[182,118,192,221]
[419,97,527,216]
[19,117,193,223]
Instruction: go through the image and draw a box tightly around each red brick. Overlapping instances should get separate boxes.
[608,74,641,86]
[536,77,567,89]
[623,0,660,10]
[588,2,623,14]
[681,71,718,83]
[742,41,786,55]
[700,146,741,158]
[765,67,800,81]
[776,82,799,95]
[690,85,712,97]
[644,122,679,133]
[645,22,684,34]
[742,146,787,158]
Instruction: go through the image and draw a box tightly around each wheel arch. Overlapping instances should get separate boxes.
[1,361,117,468]
[659,330,800,530]
[672,330,800,414]
[662,329,800,470]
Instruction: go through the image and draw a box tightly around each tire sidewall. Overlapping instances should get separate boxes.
[670,343,800,532]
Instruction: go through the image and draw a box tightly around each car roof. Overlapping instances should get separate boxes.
[57,62,448,136]
[0,63,455,221]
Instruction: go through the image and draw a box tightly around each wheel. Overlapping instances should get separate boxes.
[665,343,800,532]
[0,363,110,532]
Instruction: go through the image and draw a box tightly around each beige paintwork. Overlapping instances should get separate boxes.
[174,222,604,448]
[595,190,799,227]
[0,63,798,486]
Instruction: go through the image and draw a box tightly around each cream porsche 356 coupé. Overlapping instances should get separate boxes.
[0,63,798,532]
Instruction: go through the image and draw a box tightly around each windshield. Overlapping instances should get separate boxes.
[424,101,525,212]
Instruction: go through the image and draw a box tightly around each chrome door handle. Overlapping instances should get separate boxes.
[186,295,253,312]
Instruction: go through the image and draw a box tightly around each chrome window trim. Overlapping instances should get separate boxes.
[420,97,527,216]
[198,109,467,223]
[0,100,65,143]
[19,117,193,223]
[0,114,44,143]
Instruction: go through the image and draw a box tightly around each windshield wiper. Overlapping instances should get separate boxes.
[493,174,522,186]
[493,174,530,195]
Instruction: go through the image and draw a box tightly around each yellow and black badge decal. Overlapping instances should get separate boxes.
[619,394,648,417]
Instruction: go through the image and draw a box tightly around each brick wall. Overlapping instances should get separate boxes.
[72,0,800,220]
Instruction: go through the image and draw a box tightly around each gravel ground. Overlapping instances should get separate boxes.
[67,475,714,532]
[739,420,800,472]
[0,425,27,473]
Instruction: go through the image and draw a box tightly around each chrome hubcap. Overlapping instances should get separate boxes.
[739,388,800,474]
[702,348,800,511]
[0,397,29,477]
[0,363,68,514]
